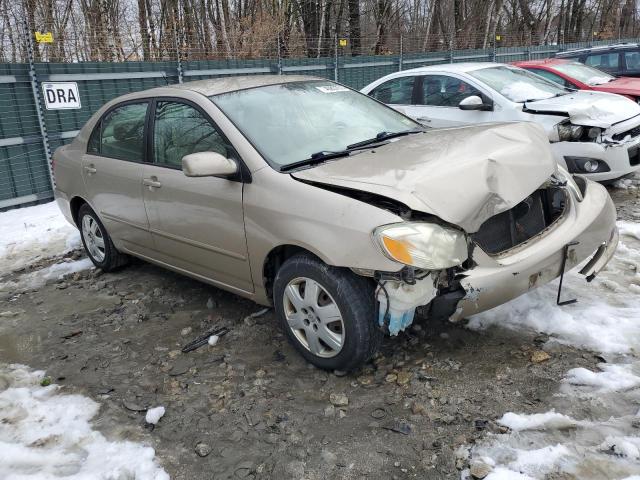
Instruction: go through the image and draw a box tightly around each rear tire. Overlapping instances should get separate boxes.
[78,203,128,272]
[273,253,382,371]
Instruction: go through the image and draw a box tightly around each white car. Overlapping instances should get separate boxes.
[361,62,640,182]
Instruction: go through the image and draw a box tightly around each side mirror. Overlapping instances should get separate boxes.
[459,95,491,111]
[182,152,238,177]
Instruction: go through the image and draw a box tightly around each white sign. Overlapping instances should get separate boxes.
[42,82,81,110]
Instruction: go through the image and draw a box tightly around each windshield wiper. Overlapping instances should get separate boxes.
[346,128,424,149]
[279,150,354,172]
[280,128,425,172]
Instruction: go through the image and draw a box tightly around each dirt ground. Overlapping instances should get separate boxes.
[0,186,638,480]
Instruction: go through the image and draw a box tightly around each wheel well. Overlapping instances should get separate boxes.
[69,197,87,227]
[263,245,317,300]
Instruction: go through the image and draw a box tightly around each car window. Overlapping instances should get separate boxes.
[99,103,148,162]
[526,68,572,87]
[624,51,640,71]
[549,62,613,85]
[585,53,619,70]
[469,66,567,102]
[153,101,232,168]
[418,75,482,107]
[369,77,415,104]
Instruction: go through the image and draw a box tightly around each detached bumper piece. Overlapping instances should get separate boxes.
[579,227,619,282]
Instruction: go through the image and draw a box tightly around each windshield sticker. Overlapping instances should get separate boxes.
[316,85,350,93]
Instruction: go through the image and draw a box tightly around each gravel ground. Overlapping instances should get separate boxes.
[0,185,638,480]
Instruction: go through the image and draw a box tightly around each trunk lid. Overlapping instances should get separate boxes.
[291,122,556,233]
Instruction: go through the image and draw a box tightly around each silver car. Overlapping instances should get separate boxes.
[53,76,618,371]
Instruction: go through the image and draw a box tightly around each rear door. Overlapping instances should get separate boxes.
[82,101,153,252]
[403,74,494,128]
[141,99,252,293]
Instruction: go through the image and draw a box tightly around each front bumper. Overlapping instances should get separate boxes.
[450,180,618,321]
[551,136,640,182]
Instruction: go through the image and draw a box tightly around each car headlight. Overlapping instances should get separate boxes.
[556,122,584,141]
[374,222,468,269]
[552,166,584,202]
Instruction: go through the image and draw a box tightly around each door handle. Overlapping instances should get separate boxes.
[416,117,431,123]
[84,165,97,174]
[143,178,162,189]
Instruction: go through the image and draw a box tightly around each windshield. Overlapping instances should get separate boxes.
[470,66,567,102]
[552,62,615,85]
[210,81,418,168]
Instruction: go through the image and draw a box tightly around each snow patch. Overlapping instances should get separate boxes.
[466,221,640,478]
[498,411,579,431]
[0,201,80,273]
[145,406,166,425]
[0,257,93,293]
[0,364,168,480]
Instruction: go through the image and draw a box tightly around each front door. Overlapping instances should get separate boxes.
[403,74,494,128]
[142,100,252,293]
[82,101,153,252]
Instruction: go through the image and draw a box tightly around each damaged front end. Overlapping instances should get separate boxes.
[368,170,617,336]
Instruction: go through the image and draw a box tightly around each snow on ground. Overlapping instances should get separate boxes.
[0,201,80,274]
[0,257,94,293]
[465,220,640,479]
[0,363,169,480]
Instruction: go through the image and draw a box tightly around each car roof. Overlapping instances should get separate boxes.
[398,62,508,74]
[165,75,321,96]
[556,43,640,56]
[512,58,569,67]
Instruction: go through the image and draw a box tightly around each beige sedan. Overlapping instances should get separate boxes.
[53,76,618,371]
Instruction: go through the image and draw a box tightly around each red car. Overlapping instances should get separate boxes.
[513,58,640,104]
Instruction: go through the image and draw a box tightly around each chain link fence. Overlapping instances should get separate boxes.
[1,25,638,209]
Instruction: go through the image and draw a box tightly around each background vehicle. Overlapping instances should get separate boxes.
[555,43,640,77]
[53,76,617,371]
[361,62,640,181]
[513,58,640,103]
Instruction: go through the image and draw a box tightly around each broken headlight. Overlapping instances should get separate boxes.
[556,122,584,142]
[374,222,468,270]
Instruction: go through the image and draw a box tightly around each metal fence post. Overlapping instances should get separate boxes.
[24,19,54,189]
[449,34,454,63]
[334,34,339,81]
[398,34,403,71]
[174,27,183,83]
[277,36,283,75]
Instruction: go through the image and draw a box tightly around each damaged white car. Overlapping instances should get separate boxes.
[362,62,640,182]
[53,77,618,371]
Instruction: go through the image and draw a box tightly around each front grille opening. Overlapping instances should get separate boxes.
[613,125,640,142]
[471,187,566,255]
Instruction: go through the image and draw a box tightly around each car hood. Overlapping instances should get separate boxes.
[291,122,557,233]
[592,77,640,97]
[524,90,640,128]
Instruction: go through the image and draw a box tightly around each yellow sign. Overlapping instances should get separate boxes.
[495,35,502,41]
[339,38,348,47]
[35,32,53,44]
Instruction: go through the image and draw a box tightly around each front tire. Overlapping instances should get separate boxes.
[273,254,382,371]
[78,204,128,272]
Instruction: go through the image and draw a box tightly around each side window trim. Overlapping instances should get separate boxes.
[147,96,251,183]
[86,99,151,163]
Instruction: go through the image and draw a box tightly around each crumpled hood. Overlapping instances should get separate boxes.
[524,90,640,128]
[292,122,557,233]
